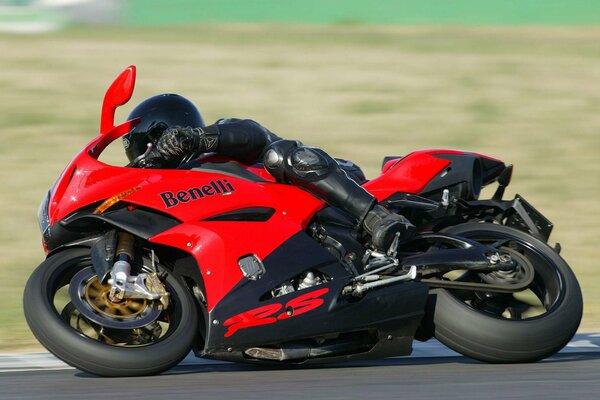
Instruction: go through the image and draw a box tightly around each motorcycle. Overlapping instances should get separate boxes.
[24,66,582,376]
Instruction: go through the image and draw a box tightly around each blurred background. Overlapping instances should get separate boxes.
[1,0,599,350]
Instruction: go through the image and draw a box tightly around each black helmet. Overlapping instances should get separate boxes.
[123,94,205,161]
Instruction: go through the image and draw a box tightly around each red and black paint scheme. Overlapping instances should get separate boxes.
[36,66,555,365]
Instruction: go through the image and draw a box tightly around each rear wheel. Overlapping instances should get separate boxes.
[429,223,582,363]
[23,247,198,376]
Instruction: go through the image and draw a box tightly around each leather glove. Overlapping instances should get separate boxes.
[156,126,202,161]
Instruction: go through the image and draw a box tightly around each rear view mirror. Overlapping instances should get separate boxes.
[100,65,136,134]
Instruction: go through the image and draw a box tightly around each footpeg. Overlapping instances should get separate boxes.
[343,266,417,297]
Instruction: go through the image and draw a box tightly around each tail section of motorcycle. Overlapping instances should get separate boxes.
[368,154,582,363]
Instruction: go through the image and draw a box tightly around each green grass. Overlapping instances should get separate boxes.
[125,0,600,25]
[1,24,599,350]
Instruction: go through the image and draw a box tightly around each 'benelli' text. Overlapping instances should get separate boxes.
[159,179,235,208]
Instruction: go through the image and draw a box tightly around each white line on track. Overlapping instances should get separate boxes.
[1,334,598,373]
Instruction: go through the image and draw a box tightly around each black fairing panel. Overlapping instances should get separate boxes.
[479,156,506,184]
[45,205,181,252]
[184,160,267,182]
[420,154,505,200]
[63,206,180,239]
[205,231,428,353]
[203,207,275,222]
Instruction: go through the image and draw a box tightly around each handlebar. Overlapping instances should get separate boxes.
[126,143,163,169]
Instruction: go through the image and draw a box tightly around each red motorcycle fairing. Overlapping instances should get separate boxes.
[47,132,326,310]
[201,231,428,359]
[365,149,505,202]
[148,194,322,311]
[363,150,454,201]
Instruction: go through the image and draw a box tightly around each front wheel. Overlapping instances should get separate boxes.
[429,223,582,363]
[23,247,198,376]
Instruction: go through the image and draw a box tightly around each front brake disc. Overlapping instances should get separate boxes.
[69,267,163,329]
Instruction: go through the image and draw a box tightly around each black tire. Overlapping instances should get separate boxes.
[430,223,582,363]
[23,247,198,376]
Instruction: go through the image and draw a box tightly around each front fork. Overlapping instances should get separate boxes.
[92,231,169,306]
[108,232,134,300]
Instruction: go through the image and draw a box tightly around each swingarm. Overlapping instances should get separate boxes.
[343,232,533,297]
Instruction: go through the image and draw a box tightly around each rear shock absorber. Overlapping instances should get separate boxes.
[109,232,135,301]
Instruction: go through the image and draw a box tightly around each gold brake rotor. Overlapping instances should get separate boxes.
[84,277,148,319]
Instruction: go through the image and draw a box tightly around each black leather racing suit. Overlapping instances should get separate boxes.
[156,118,414,250]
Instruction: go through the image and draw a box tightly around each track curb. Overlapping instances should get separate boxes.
[1,333,598,373]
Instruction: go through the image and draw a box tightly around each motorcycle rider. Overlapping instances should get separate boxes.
[123,94,415,251]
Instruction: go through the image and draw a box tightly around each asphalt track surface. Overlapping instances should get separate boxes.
[1,336,599,400]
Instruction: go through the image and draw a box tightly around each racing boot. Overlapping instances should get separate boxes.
[264,140,415,252]
[362,205,416,251]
